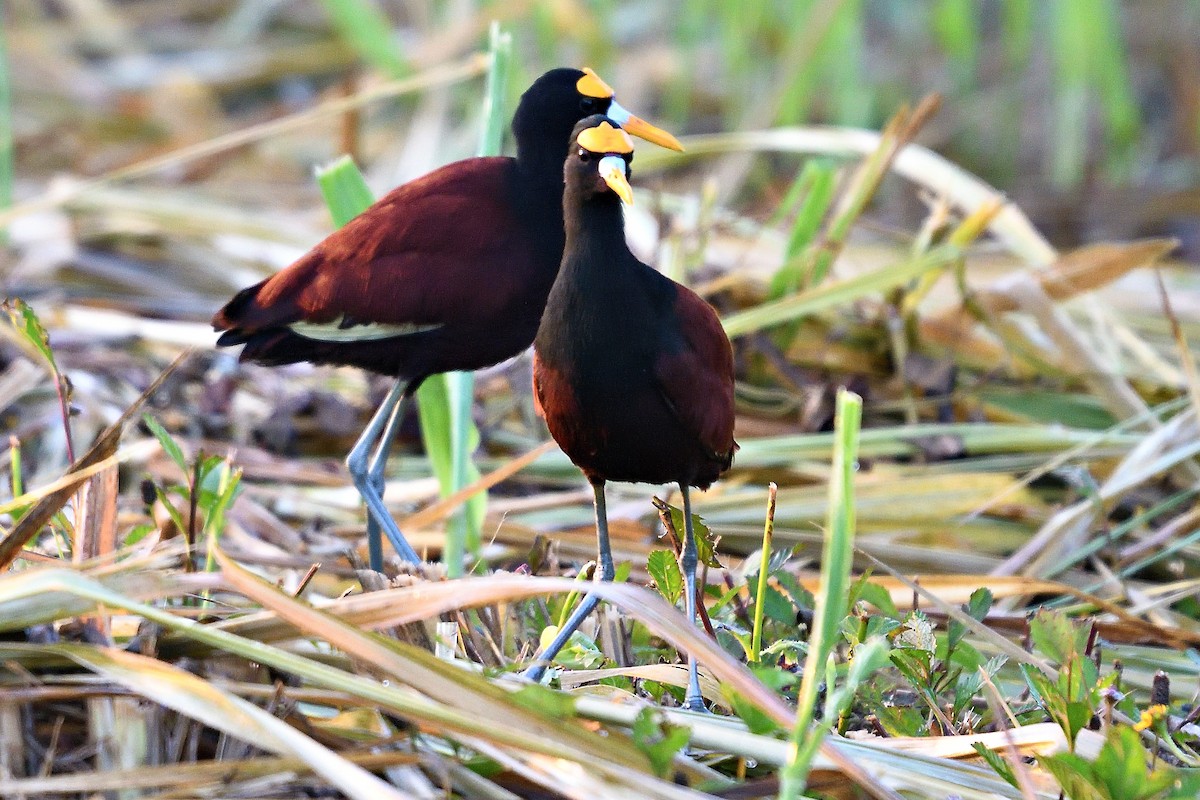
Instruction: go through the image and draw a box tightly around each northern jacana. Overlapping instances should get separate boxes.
[212,69,683,570]
[528,117,736,710]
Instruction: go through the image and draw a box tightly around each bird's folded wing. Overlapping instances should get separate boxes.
[214,157,526,335]
[652,289,737,459]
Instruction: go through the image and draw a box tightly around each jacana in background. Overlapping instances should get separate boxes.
[212,69,683,570]
[528,117,736,710]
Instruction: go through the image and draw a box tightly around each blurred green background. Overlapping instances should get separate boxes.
[3,0,1199,257]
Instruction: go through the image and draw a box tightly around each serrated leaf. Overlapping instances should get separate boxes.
[1029,608,1089,666]
[1092,725,1151,799]
[890,648,933,688]
[758,583,795,625]
[662,503,721,567]
[646,550,683,604]
[774,570,814,612]
[895,611,935,652]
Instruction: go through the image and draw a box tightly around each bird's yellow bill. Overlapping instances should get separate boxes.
[606,100,684,152]
[618,112,684,152]
[598,155,634,206]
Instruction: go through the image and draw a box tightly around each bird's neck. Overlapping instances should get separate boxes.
[539,194,636,368]
[561,194,631,272]
[513,121,571,189]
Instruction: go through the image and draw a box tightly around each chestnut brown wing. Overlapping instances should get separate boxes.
[652,286,737,464]
[212,157,527,337]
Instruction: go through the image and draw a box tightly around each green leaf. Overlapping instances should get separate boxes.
[2,297,57,371]
[891,648,934,690]
[851,579,898,617]
[123,523,156,546]
[725,690,783,736]
[631,708,690,778]
[646,550,683,605]
[972,743,1019,789]
[537,625,603,670]
[965,587,994,621]
[949,586,993,652]
[722,245,958,338]
[662,503,721,567]
[785,161,837,262]
[755,583,794,626]
[202,463,242,540]
[774,569,814,614]
[1092,725,1152,800]
[476,23,512,159]
[1038,751,1105,800]
[1029,608,1083,666]
[760,638,808,661]
[142,414,188,479]
[749,663,800,693]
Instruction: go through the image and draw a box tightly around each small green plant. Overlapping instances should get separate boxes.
[141,414,241,573]
[1039,726,1200,800]
[3,298,75,462]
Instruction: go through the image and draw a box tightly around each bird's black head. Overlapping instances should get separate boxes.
[564,115,635,206]
[512,68,682,166]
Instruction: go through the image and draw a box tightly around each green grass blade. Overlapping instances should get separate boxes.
[723,244,958,338]
[439,24,511,575]
[476,23,512,160]
[315,0,408,78]
[315,155,374,227]
[749,483,777,662]
[779,388,862,797]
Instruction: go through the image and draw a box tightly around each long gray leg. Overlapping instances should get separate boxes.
[680,484,705,710]
[346,379,421,568]
[525,480,611,681]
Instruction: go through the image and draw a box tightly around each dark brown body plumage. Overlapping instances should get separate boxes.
[213,156,561,383]
[211,68,671,391]
[533,137,736,490]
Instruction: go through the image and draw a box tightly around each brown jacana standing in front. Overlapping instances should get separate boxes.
[212,69,682,570]
[528,117,736,710]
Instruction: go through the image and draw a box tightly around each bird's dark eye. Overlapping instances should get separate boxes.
[579,97,601,113]
[578,148,592,162]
